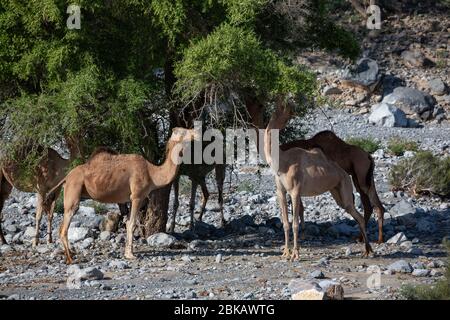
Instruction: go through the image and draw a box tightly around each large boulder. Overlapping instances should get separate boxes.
[368,103,409,127]
[387,260,413,273]
[68,227,90,243]
[382,87,435,120]
[389,200,417,227]
[341,58,382,91]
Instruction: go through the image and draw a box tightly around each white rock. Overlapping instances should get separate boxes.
[68,227,90,243]
[146,233,176,248]
[387,232,408,245]
[368,103,408,127]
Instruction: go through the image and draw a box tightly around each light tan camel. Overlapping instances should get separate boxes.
[280,131,385,243]
[264,99,372,261]
[46,128,198,264]
[0,148,69,246]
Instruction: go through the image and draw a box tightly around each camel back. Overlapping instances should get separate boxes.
[87,147,119,163]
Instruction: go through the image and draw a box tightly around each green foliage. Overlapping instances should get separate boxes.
[389,151,450,198]
[387,137,419,156]
[346,137,381,154]
[93,202,108,215]
[401,241,450,300]
[236,180,256,193]
[55,191,64,214]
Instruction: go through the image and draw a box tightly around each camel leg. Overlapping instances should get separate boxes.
[299,200,305,240]
[353,175,374,243]
[0,176,12,245]
[276,178,290,259]
[60,183,83,264]
[290,193,302,261]
[32,194,44,247]
[331,184,373,257]
[168,176,180,233]
[197,178,209,222]
[368,189,385,244]
[124,198,142,260]
[46,197,57,244]
[215,165,226,227]
[189,180,198,230]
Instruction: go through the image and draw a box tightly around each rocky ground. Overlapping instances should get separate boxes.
[1,3,449,301]
[0,104,449,300]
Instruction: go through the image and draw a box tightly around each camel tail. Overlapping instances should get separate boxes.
[45,178,66,204]
[366,155,375,188]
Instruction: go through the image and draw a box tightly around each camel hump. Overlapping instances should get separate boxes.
[88,147,119,162]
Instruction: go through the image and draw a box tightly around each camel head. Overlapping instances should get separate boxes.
[271,95,295,129]
[167,127,201,165]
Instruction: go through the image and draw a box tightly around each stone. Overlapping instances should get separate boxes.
[99,212,121,233]
[386,232,408,245]
[401,50,434,68]
[99,231,111,241]
[427,78,447,96]
[381,75,405,97]
[387,260,413,273]
[108,259,130,270]
[67,265,104,282]
[146,233,177,248]
[68,227,90,243]
[78,237,94,250]
[323,86,343,96]
[4,225,17,234]
[288,279,321,293]
[389,200,417,227]
[382,87,435,119]
[416,218,437,233]
[325,284,345,300]
[430,270,443,277]
[310,270,325,279]
[368,103,408,127]
[292,289,326,300]
[215,254,223,264]
[412,269,430,277]
[23,226,36,239]
[341,58,381,90]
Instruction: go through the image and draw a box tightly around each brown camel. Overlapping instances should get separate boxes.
[264,99,372,261]
[280,131,385,243]
[46,128,198,264]
[0,148,69,246]
[169,163,225,233]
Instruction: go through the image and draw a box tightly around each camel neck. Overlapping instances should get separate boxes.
[264,117,280,171]
[147,139,181,188]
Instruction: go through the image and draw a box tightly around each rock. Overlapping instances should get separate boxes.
[327,223,358,237]
[146,233,176,248]
[23,226,36,239]
[430,270,443,277]
[108,260,130,270]
[416,218,437,233]
[387,260,413,273]
[401,50,434,68]
[99,231,111,241]
[412,269,430,277]
[310,270,325,279]
[99,212,121,233]
[389,200,417,227]
[78,237,94,250]
[381,75,405,97]
[386,232,408,245]
[382,87,435,119]
[325,284,345,300]
[323,86,343,96]
[341,58,382,91]
[408,247,424,255]
[292,289,326,300]
[215,254,223,264]
[288,279,321,293]
[0,244,12,253]
[67,265,104,282]
[68,227,90,243]
[427,78,447,96]
[4,224,17,234]
[368,103,408,127]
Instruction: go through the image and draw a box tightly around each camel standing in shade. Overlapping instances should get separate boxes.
[280,131,385,243]
[0,148,69,246]
[264,99,372,261]
[46,128,198,264]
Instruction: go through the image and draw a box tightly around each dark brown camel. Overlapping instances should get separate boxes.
[280,130,385,243]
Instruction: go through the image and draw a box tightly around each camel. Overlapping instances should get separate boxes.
[46,128,198,264]
[280,131,385,243]
[0,148,69,246]
[264,99,372,261]
[169,163,225,233]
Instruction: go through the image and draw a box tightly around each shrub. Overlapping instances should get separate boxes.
[390,151,450,198]
[55,192,64,214]
[93,202,108,215]
[346,137,381,154]
[401,240,450,300]
[387,137,419,156]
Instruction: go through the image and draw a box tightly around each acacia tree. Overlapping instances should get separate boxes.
[0,0,359,235]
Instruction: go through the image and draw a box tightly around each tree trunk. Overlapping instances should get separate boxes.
[143,186,171,237]
[141,43,177,236]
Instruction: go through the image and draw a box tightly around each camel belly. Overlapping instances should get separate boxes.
[83,174,131,204]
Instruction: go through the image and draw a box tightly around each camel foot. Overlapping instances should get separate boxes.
[65,255,74,265]
[32,238,39,247]
[281,247,291,259]
[124,249,136,260]
[290,249,300,262]
[377,237,384,244]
